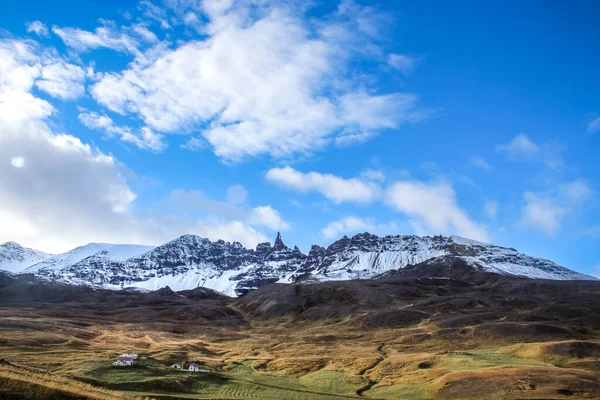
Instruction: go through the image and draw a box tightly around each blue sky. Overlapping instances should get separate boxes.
[0,0,598,276]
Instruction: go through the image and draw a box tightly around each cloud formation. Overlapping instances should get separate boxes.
[521,192,565,234]
[267,166,488,241]
[587,116,600,134]
[0,36,287,252]
[496,134,563,169]
[78,110,165,152]
[496,133,539,158]
[385,181,489,241]
[26,21,49,37]
[388,53,421,75]
[86,1,432,162]
[471,155,492,171]
[520,179,593,234]
[266,166,381,204]
[322,216,397,239]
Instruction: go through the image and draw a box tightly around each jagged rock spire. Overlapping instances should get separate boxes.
[273,231,286,250]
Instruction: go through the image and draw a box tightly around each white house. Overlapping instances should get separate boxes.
[171,364,181,369]
[113,356,134,366]
[188,363,201,372]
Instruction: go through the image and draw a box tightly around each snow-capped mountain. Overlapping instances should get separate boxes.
[18,232,595,296]
[296,233,593,282]
[28,243,156,273]
[0,242,52,273]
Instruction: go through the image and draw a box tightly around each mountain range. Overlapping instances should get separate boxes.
[0,233,595,296]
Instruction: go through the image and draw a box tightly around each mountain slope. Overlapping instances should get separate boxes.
[0,242,52,273]
[24,232,595,296]
[28,243,156,273]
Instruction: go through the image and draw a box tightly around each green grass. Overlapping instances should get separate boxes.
[439,348,548,371]
[364,384,432,400]
[85,365,185,383]
[298,370,366,394]
[83,360,366,399]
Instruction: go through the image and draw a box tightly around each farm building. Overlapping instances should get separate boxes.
[171,364,181,369]
[113,356,134,366]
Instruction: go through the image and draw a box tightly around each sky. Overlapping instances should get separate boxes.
[0,0,599,277]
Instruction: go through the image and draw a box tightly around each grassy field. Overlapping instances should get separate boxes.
[1,279,600,399]
[80,361,368,399]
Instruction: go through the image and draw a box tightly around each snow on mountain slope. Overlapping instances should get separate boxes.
[23,232,596,296]
[28,243,156,273]
[446,237,591,280]
[0,242,52,273]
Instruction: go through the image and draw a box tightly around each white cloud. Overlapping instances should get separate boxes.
[388,53,421,75]
[0,37,272,253]
[521,192,565,234]
[496,133,539,158]
[226,184,248,205]
[36,61,86,100]
[249,205,289,231]
[519,180,592,235]
[26,21,49,37]
[335,91,431,146]
[183,11,199,25]
[52,24,139,53]
[385,181,488,241]
[131,23,158,42]
[361,169,385,182]
[0,40,137,252]
[496,134,564,169]
[194,220,268,248]
[166,189,290,232]
[11,157,26,168]
[52,21,163,66]
[0,39,85,101]
[322,216,397,239]
[483,201,499,218]
[587,116,600,134]
[560,179,593,203]
[139,0,171,30]
[266,166,381,204]
[0,111,140,252]
[484,201,498,218]
[78,111,166,152]
[89,1,432,162]
[471,155,492,171]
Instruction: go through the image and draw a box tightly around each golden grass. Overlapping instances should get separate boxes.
[0,364,136,400]
[1,307,599,399]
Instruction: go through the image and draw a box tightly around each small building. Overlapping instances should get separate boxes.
[171,364,181,369]
[113,359,131,367]
[114,356,134,366]
[188,363,201,372]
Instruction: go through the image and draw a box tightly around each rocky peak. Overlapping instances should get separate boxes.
[255,242,272,257]
[0,242,52,274]
[273,232,287,251]
[264,233,306,263]
[17,231,595,297]
[1,241,22,249]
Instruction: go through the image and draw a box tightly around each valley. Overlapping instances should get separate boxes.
[1,260,599,399]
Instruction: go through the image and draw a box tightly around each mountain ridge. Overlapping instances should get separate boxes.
[0,242,53,273]
[1,233,595,296]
